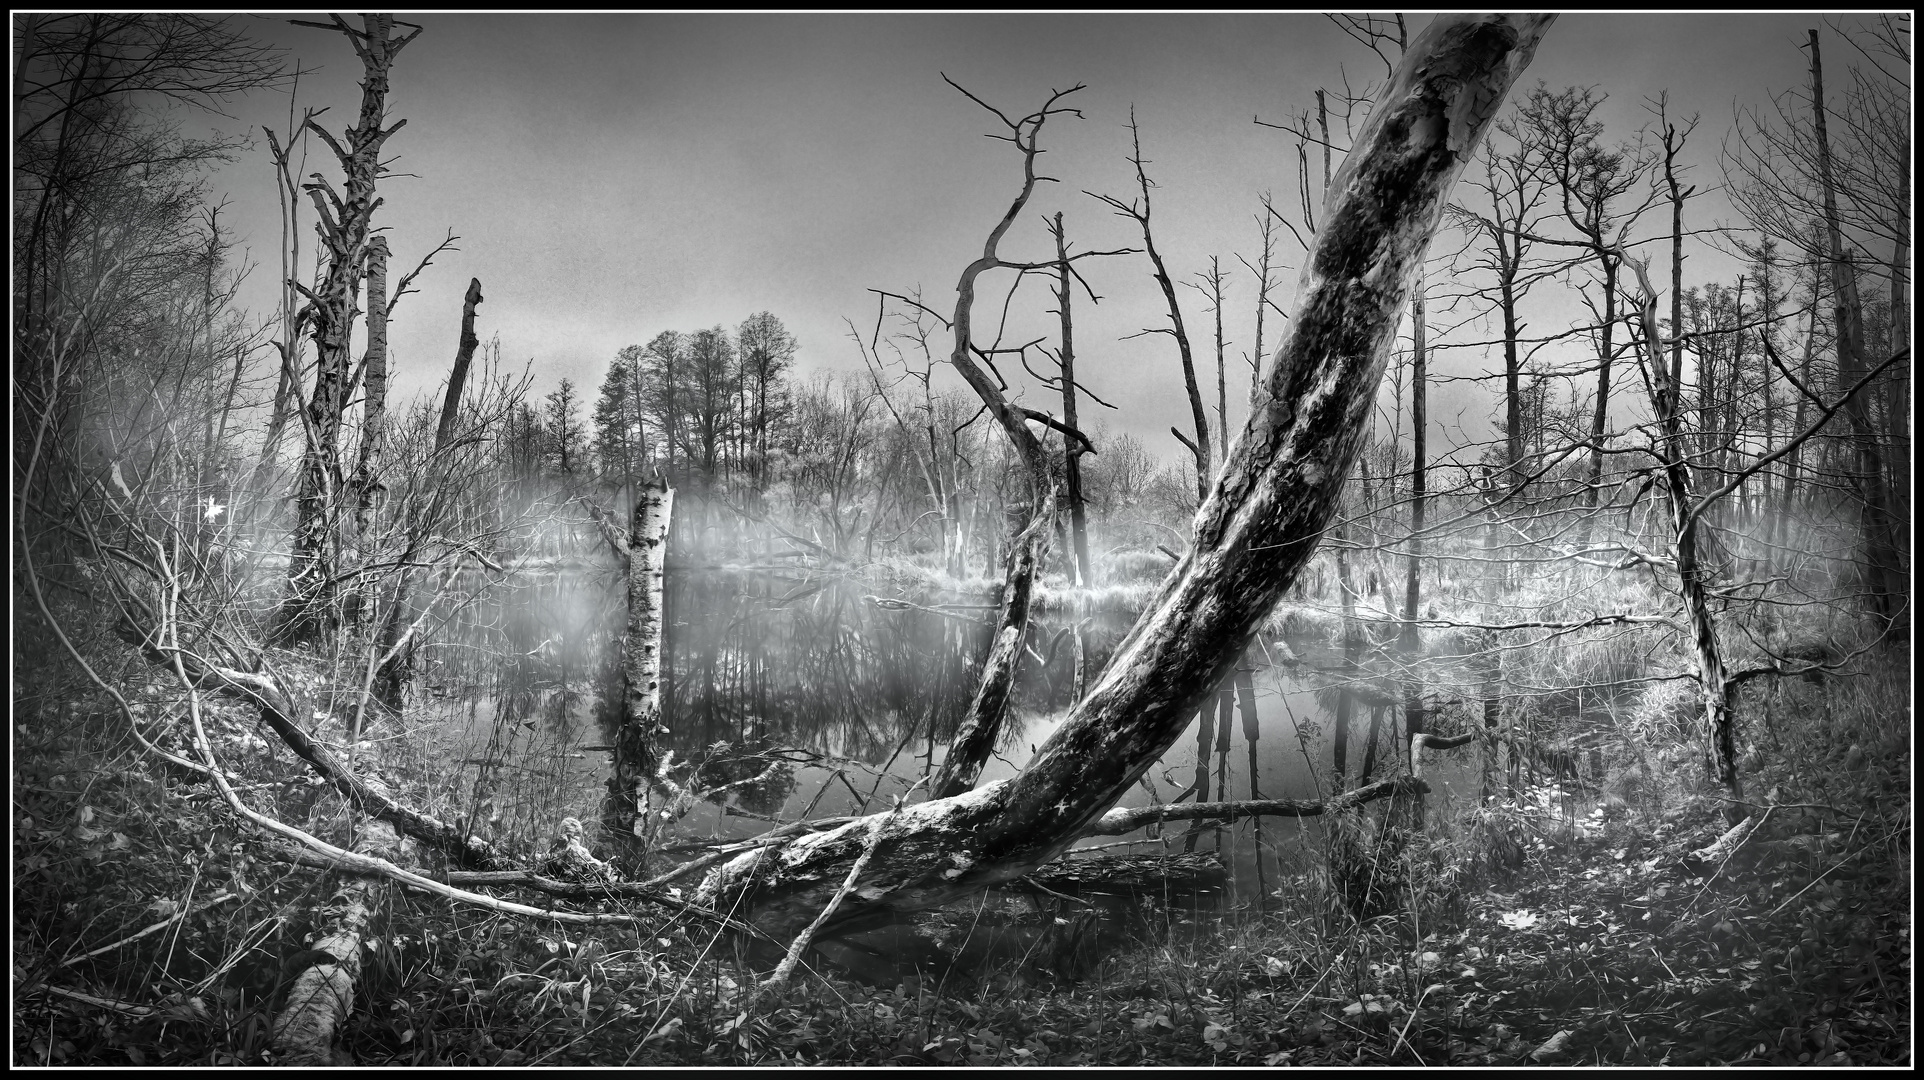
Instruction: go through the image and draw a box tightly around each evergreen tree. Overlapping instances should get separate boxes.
[544,378,586,475]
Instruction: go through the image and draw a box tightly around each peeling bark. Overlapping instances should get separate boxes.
[279,15,417,646]
[268,821,399,1066]
[611,477,674,836]
[346,234,390,631]
[1621,250,1741,811]
[700,14,1554,941]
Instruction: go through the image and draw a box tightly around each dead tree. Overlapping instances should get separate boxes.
[372,276,484,709]
[701,14,1557,942]
[1620,251,1741,812]
[277,14,421,645]
[1398,278,1430,765]
[597,478,675,840]
[1806,28,1906,636]
[1047,211,1099,587]
[871,78,1125,801]
[1093,111,1211,499]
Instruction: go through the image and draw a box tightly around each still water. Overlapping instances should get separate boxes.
[412,565,1487,902]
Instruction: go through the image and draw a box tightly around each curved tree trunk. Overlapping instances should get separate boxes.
[699,14,1555,942]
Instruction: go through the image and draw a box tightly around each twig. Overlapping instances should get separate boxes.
[61,893,238,968]
[1647,943,1679,982]
[33,984,158,1017]
[1390,981,1439,1065]
[1765,819,1884,919]
[1278,953,1339,1023]
[756,781,922,997]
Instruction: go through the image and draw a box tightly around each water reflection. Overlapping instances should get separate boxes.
[417,567,1488,901]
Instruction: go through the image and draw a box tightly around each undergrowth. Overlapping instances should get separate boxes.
[13,629,1911,1066]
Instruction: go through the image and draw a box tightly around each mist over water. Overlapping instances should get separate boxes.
[414,564,1499,900]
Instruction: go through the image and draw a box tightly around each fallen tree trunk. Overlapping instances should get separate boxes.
[695,13,1555,944]
[268,821,399,1067]
[1011,851,1227,898]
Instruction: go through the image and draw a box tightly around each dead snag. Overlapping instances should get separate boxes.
[373,275,486,710]
[278,15,420,645]
[609,476,675,838]
[933,509,1046,799]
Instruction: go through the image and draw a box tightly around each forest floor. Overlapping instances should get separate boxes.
[12,644,1911,1066]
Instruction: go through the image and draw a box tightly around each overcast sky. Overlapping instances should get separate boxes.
[194,12,1847,464]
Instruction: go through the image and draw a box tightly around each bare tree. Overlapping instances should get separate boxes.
[1046,211,1101,586]
[871,78,1126,799]
[1236,204,1287,410]
[277,14,422,644]
[1091,111,1210,499]
[1511,84,1658,547]
[1804,28,1906,635]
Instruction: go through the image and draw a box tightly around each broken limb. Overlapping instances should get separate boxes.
[932,505,1051,799]
[757,785,915,997]
[1084,775,1430,834]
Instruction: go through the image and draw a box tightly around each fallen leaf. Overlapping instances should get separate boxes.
[1498,910,1541,931]
[642,1017,683,1044]
[1531,1029,1574,1061]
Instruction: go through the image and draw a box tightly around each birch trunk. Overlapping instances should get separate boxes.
[268,821,400,1066]
[348,234,390,628]
[611,477,674,836]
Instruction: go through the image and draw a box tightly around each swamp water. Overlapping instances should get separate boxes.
[408,566,1495,983]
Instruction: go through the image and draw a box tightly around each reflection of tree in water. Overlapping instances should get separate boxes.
[435,567,1141,835]
[654,572,994,764]
[423,570,625,849]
